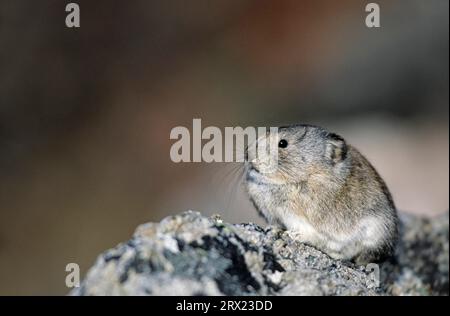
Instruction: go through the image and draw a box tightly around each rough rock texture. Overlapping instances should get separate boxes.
[72,211,449,296]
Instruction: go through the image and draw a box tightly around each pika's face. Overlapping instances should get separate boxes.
[245,125,347,185]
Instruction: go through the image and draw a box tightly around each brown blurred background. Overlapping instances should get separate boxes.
[0,0,448,295]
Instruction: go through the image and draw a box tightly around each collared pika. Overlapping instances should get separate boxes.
[245,124,398,265]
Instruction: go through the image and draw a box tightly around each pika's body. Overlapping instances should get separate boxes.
[245,125,398,265]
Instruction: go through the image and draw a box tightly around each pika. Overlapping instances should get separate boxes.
[245,124,398,265]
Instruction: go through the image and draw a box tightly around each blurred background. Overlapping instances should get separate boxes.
[0,0,448,295]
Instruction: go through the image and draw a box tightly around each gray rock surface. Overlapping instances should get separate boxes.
[72,211,448,296]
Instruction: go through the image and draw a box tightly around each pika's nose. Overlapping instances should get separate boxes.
[244,145,249,162]
[245,142,257,163]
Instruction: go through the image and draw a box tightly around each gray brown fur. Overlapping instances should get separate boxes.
[245,124,398,265]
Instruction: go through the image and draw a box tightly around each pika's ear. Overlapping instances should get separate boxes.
[325,133,347,164]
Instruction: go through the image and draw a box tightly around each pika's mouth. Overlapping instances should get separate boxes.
[245,162,270,185]
[244,162,257,179]
[245,168,259,183]
[247,163,259,173]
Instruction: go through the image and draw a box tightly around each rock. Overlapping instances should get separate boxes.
[382,212,449,295]
[72,211,449,296]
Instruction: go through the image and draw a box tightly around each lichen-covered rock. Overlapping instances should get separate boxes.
[382,212,449,295]
[72,211,448,296]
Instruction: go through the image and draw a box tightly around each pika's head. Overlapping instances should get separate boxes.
[245,125,349,185]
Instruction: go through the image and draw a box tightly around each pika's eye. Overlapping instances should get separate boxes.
[278,139,288,148]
